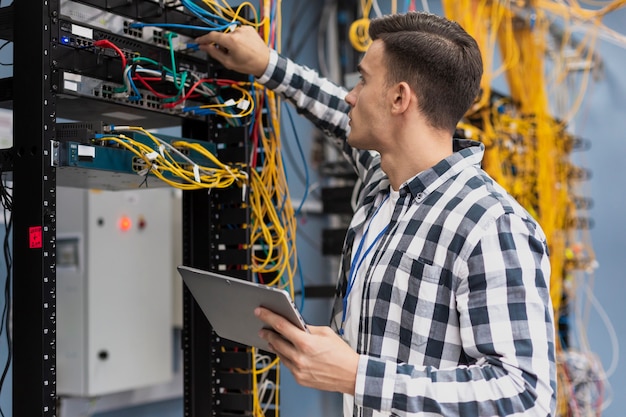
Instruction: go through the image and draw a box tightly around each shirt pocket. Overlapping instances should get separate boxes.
[393,256,453,348]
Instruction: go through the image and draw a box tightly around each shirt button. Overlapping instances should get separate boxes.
[416,192,425,201]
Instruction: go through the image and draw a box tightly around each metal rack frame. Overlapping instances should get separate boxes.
[10,1,58,415]
[5,1,257,415]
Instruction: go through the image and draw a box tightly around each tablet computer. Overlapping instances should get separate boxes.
[177,265,307,352]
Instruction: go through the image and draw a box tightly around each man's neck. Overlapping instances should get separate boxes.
[380,125,453,191]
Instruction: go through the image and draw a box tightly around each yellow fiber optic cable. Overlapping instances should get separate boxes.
[349,0,374,52]
[441,1,626,414]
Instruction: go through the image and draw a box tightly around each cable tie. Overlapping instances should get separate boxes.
[224,99,236,106]
[145,151,159,161]
[158,144,165,157]
[224,165,237,180]
[193,165,201,183]
[138,166,150,176]
[240,171,248,201]
[237,99,250,110]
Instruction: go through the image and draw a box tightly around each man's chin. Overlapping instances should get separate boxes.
[347,137,366,150]
[347,135,377,152]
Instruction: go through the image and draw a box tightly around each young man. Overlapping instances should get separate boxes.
[197,12,556,417]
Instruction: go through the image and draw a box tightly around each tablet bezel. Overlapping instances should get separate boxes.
[177,265,307,352]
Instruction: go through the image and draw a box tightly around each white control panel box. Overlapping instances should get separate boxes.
[56,186,176,397]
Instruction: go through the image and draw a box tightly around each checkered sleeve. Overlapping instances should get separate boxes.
[257,50,383,183]
[354,211,556,416]
[258,50,351,140]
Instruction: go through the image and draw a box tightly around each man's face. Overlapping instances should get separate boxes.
[344,40,390,151]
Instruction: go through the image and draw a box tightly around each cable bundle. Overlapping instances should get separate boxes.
[175,2,289,415]
[442,1,624,415]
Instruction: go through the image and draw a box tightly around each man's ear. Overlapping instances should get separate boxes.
[390,81,413,114]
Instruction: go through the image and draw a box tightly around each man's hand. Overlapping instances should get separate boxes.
[255,307,359,395]
[196,25,270,77]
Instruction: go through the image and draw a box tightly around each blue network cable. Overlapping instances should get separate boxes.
[180,0,231,26]
[283,102,310,217]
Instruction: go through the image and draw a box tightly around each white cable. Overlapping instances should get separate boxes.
[318,1,336,79]
[260,380,276,413]
[254,353,277,413]
[372,0,383,17]
[583,276,620,377]
[570,271,618,412]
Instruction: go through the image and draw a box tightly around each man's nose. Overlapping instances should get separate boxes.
[345,89,356,106]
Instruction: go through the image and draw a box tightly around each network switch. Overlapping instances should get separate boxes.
[56,70,202,126]
[59,0,204,56]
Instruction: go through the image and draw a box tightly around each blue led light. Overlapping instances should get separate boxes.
[61,36,70,44]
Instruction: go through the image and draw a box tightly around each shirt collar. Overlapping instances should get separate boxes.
[400,139,484,200]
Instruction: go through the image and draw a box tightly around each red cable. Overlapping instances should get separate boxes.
[132,74,173,99]
[132,74,200,101]
[93,39,127,69]
[162,78,240,109]
[250,93,263,168]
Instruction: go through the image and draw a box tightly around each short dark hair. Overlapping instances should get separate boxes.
[369,12,483,133]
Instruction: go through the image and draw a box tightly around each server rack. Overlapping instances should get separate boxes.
[4,1,261,415]
[181,121,258,416]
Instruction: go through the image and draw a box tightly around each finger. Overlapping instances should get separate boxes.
[203,43,230,63]
[255,307,307,342]
[259,328,294,358]
[303,324,326,336]
[195,30,228,46]
[277,353,295,370]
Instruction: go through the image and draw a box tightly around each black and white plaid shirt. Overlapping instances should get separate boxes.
[259,50,556,417]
